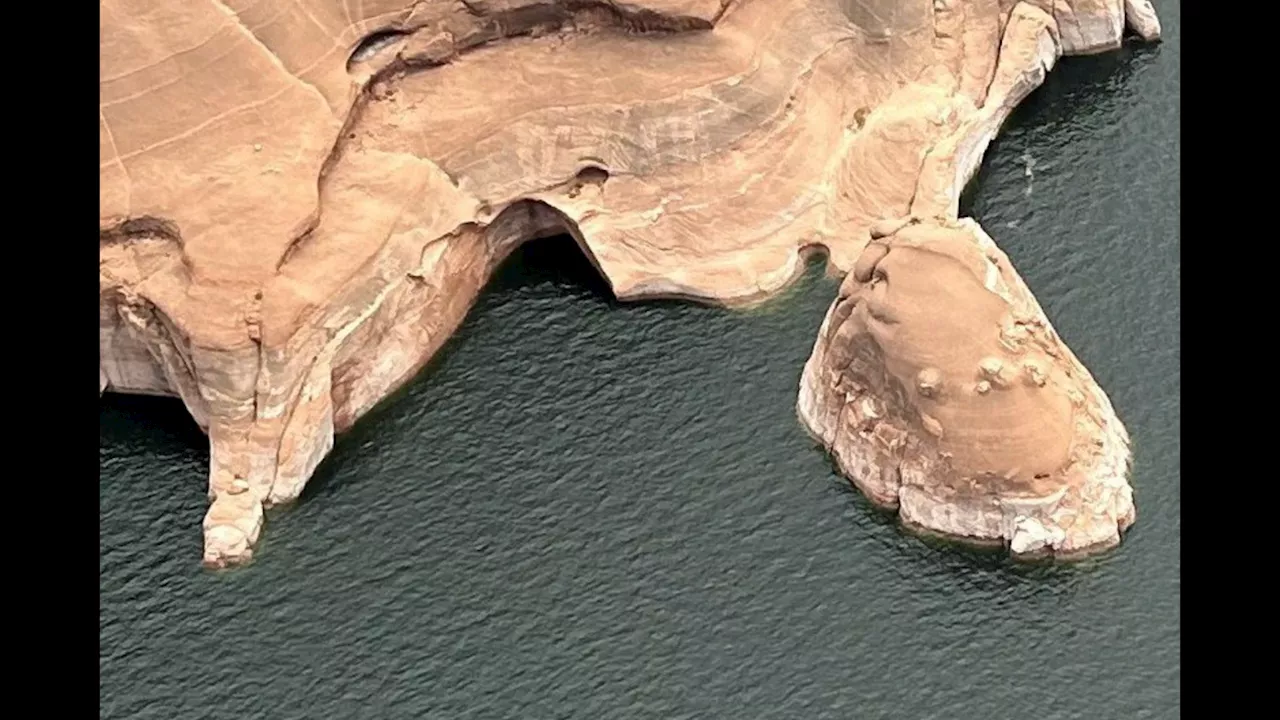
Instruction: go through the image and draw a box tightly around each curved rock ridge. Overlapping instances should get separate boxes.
[98,0,1161,567]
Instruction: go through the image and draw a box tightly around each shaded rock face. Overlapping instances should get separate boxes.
[98,0,1160,567]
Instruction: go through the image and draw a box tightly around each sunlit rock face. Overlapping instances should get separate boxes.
[798,219,1135,558]
[98,0,1159,567]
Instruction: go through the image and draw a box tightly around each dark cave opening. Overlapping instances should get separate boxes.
[488,233,617,303]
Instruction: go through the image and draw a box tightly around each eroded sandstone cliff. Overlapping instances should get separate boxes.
[99,0,1160,567]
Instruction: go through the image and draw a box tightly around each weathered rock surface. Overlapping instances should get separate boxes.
[99,0,1160,567]
[797,219,1135,558]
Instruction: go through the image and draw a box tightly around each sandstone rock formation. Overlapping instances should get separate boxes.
[99,0,1161,567]
[797,219,1135,557]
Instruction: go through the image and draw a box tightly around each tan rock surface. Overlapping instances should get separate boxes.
[797,218,1134,557]
[99,0,1161,567]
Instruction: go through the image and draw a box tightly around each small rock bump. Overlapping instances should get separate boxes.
[979,356,1011,388]
[228,478,250,495]
[1000,321,1029,349]
[975,380,991,395]
[921,413,944,438]
[852,242,890,283]
[1023,359,1047,387]
[979,357,1003,378]
[917,367,943,398]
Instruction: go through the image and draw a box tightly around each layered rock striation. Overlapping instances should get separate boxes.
[99,0,1161,567]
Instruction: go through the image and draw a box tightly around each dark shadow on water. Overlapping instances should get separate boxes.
[488,233,617,303]
[99,393,211,564]
[99,393,206,456]
[301,237,838,505]
[104,232,807,506]
[300,233,629,502]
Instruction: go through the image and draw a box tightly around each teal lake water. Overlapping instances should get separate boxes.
[100,6,1180,717]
